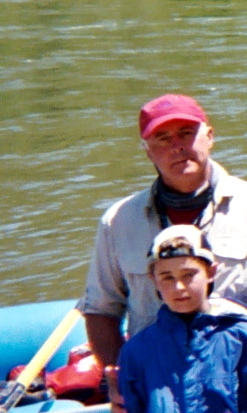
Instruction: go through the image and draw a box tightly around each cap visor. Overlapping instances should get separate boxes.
[142,113,202,140]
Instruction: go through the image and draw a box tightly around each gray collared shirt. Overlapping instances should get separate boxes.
[82,160,247,336]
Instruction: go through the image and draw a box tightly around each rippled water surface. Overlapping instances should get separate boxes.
[0,0,247,306]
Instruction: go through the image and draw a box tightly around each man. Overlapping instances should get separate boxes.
[82,94,247,370]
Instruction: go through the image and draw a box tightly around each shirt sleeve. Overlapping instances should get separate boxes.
[82,214,128,318]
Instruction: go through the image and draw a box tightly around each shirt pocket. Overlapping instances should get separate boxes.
[126,272,161,325]
[210,236,247,260]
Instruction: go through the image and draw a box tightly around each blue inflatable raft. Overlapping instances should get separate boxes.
[0,299,111,413]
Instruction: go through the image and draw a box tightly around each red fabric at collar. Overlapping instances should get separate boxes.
[165,206,204,225]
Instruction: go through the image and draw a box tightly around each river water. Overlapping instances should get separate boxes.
[0,0,247,306]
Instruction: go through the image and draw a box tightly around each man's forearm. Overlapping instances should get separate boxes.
[85,314,125,366]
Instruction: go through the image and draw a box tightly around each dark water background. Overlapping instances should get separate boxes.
[0,0,247,306]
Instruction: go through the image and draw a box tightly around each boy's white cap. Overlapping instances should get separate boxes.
[148,224,214,264]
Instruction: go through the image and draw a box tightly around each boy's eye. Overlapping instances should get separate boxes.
[183,271,196,280]
[161,275,174,282]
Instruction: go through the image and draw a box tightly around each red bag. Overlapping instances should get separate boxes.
[46,345,103,394]
[8,343,106,406]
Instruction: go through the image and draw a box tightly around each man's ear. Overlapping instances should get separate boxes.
[142,140,153,162]
[207,126,214,150]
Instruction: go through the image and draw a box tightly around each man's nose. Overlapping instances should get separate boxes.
[170,136,184,152]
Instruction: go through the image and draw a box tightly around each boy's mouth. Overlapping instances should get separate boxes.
[174,297,190,302]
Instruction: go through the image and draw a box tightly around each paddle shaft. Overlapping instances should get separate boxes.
[18,308,81,388]
[0,299,83,412]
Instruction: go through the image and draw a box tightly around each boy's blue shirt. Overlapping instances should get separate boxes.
[118,304,247,413]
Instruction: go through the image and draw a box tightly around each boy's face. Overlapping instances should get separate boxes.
[151,256,215,314]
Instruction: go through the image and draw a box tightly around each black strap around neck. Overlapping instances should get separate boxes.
[155,177,213,212]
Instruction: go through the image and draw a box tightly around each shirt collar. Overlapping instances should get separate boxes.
[145,179,158,213]
[209,159,235,204]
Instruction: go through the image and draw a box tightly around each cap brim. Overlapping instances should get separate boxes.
[142,113,203,140]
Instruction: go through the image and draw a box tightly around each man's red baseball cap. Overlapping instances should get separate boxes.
[139,94,209,140]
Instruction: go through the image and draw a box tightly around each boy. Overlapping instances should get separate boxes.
[117,225,247,413]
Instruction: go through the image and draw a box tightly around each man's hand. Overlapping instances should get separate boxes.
[104,365,127,413]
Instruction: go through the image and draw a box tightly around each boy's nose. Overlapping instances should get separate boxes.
[175,280,186,290]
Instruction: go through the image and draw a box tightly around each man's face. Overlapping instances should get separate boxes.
[144,119,214,193]
[152,256,214,314]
